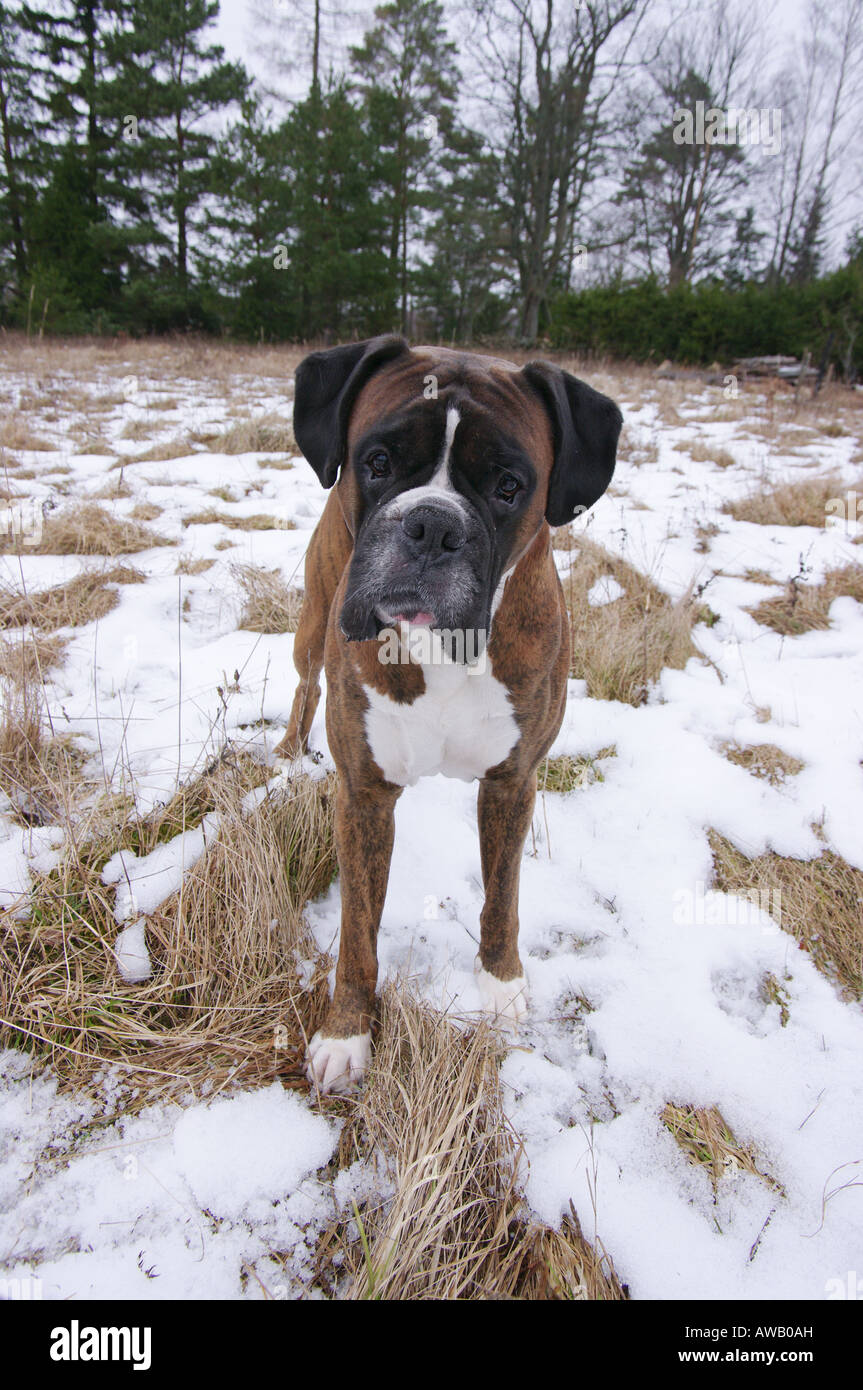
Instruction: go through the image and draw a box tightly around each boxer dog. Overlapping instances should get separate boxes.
[276,336,622,1093]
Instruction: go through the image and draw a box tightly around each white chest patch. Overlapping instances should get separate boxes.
[362,659,520,787]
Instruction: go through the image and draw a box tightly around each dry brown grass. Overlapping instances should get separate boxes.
[120,418,155,442]
[91,476,132,501]
[721,742,805,785]
[748,563,863,635]
[561,537,707,705]
[128,501,163,522]
[212,414,296,455]
[722,474,844,528]
[661,1103,781,1194]
[710,832,863,1000]
[325,985,627,1301]
[539,748,616,793]
[0,417,56,452]
[0,678,90,826]
[0,503,173,557]
[0,630,67,683]
[71,427,115,456]
[233,564,303,633]
[0,332,306,387]
[258,456,295,471]
[0,564,145,632]
[673,439,737,469]
[0,761,338,1106]
[124,436,198,464]
[176,555,216,576]
[183,508,294,532]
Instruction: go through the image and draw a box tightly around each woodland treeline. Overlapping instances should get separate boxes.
[0,0,861,371]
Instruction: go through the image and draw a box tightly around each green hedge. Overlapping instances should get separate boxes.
[548,270,863,375]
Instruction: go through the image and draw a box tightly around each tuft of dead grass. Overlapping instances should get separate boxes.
[176,555,216,576]
[0,565,145,633]
[183,508,294,532]
[562,537,706,705]
[539,748,615,793]
[212,414,296,456]
[723,474,843,528]
[123,437,198,464]
[0,630,67,684]
[233,564,303,633]
[0,677,90,826]
[721,742,805,786]
[673,439,737,469]
[710,831,863,1000]
[128,501,163,522]
[661,1103,781,1194]
[748,562,863,635]
[332,985,626,1301]
[0,503,173,557]
[0,762,338,1106]
[0,417,56,452]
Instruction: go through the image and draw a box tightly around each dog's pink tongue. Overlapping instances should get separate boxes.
[395,611,435,626]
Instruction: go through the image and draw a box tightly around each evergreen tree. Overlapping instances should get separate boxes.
[15,0,139,322]
[788,188,827,285]
[414,123,507,340]
[205,92,293,338]
[350,0,459,333]
[280,80,396,339]
[0,3,35,289]
[112,0,248,326]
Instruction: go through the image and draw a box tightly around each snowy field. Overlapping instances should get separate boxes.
[1,341,862,1301]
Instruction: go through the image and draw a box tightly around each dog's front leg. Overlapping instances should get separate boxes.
[475,768,536,1024]
[306,777,401,1093]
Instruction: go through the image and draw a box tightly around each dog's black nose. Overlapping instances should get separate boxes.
[400,504,466,555]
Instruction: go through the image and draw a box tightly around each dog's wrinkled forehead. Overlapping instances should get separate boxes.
[352,394,536,496]
[344,356,552,494]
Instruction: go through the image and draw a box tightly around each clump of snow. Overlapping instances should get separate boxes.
[113,918,152,983]
[587,574,626,606]
[172,1083,338,1224]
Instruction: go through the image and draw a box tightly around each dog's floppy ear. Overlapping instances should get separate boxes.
[521,361,622,527]
[292,335,410,487]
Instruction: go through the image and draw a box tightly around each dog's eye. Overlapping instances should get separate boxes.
[495,473,521,502]
[366,451,391,479]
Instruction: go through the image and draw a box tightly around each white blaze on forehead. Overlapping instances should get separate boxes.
[382,405,465,518]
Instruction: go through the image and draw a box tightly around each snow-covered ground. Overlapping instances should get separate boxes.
[1,356,862,1300]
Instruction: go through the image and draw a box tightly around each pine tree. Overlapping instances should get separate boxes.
[280,80,395,339]
[111,0,248,325]
[0,3,35,289]
[350,0,459,333]
[15,0,138,322]
[205,92,293,338]
[414,123,506,340]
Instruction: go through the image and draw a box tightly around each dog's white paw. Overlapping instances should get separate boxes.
[306,1031,371,1094]
[476,965,529,1025]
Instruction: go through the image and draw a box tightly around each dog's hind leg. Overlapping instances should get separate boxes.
[276,492,351,759]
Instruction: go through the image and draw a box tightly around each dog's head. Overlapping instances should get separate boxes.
[293,336,622,643]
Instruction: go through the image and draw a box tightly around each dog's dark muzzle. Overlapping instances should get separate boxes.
[339,497,493,644]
